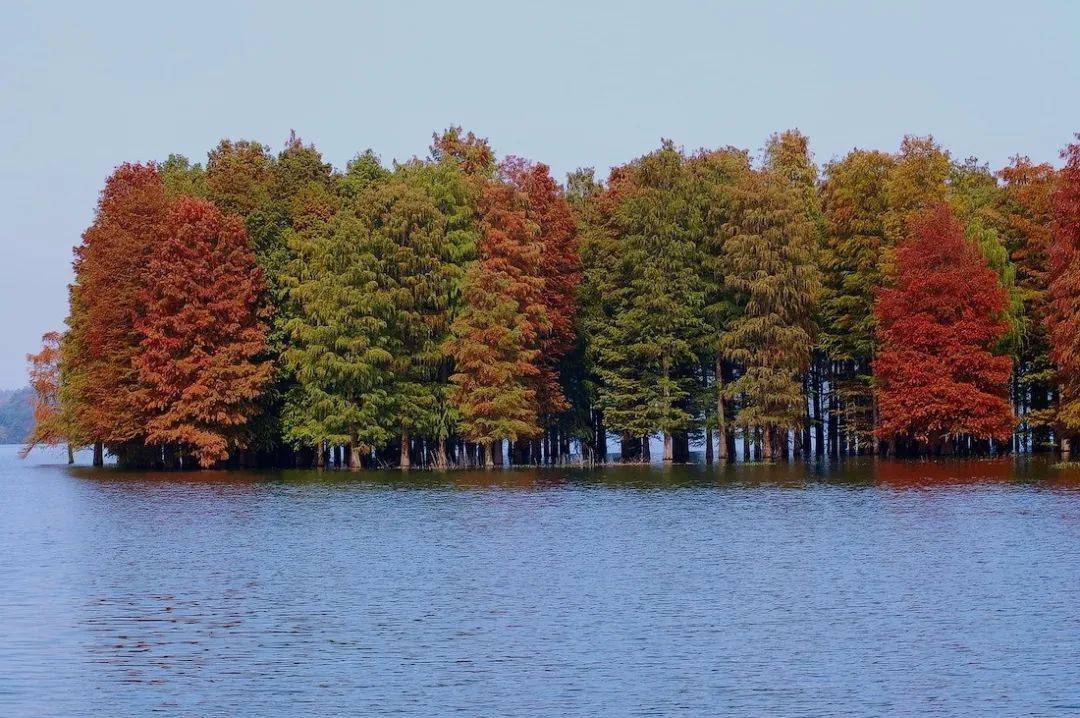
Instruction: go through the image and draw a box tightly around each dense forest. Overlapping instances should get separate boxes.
[21,128,1080,469]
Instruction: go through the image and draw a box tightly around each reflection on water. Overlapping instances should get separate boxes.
[3,445,1080,717]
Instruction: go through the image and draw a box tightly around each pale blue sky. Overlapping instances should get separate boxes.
[1,0,1077,388]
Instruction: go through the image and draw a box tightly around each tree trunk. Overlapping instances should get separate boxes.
[163,443,180,470]
[491,439,503,466]
[716,354,727,462]
[594,410,607,462]
[511,438,527,465]
[315,442,325,469]
[92,441,104,467]
[705,427,714,465]
[349,442,363,470]
[67,443,75,465]
[399,432,410,470]
[742,427,750,463]
[436,439,448,469]
[484,441,494,469]
[763,427,774,461]
[662,432,674,463]
[813,363,824,458]
[641,435,651,463]
[333,445,342,468]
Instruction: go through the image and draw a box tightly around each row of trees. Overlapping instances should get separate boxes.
[22,129,1080,468]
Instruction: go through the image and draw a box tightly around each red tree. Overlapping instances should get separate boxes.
[65,164,170,457]
[1047,139,1080,448]
[501,157,580,416]
[873,204,1013,452]
[135,197,272,467]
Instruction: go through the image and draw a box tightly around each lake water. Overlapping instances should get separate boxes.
[2,444,1079,717]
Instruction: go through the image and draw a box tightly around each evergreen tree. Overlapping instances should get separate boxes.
[820,149,895,448]
[720,166,821,460]
[590,144,710,461]
[686,147,751,461]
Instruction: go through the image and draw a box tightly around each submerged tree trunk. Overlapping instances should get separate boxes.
[436,438,449,469]
[813,365,824,458]
[399,432,410,470]
[491,439,503,466]
[92,441,104,467]
[484,441,494,469]
[662,432,674,463]
[163,443,180,470]
[705,427,714,465]
[716,354,727,462]
[349,442,363,470]
[594,410,606,463]
[641,435,651,463]
[67,444,75,465]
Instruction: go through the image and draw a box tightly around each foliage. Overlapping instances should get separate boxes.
[874,205,1013,445]
[135,197,272,466]
[1047,139,1080,438]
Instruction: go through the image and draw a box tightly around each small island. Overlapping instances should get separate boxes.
[20,130,1080,471]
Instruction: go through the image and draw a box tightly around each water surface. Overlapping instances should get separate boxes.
[2,445,1079,717]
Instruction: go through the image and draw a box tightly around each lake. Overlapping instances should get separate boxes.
[2,444,1079,717]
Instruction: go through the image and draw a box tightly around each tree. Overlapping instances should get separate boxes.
[874,204,1013,453]
[449,181,547,465]
[588,145,712,461]
[720,167,821,460]
[996,156,1058,448]
[686,147,751,461]
[820,150,895,449]
[62,163,170,465]
[1047,139,1080,453]
[20,332,72,461]
[135,197,272,467]
[363,173,457,468]
[281,177,395,464]
[500,157,581,455]
[948,157,1025,352]
[883,136,951,245]
[430,126,496,178]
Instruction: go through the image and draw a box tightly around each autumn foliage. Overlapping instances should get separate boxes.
[874,204,1013,448]
[1047,140,1080,442]
[23,127,1080,468]
[449,181,547,457]
[135,197,271,466]
[19,332,66,457]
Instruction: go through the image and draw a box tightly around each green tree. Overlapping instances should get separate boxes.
[720,167,821,460]
[820,149,895,449]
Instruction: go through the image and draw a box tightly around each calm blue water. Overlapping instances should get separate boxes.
[2,444,1079,717]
